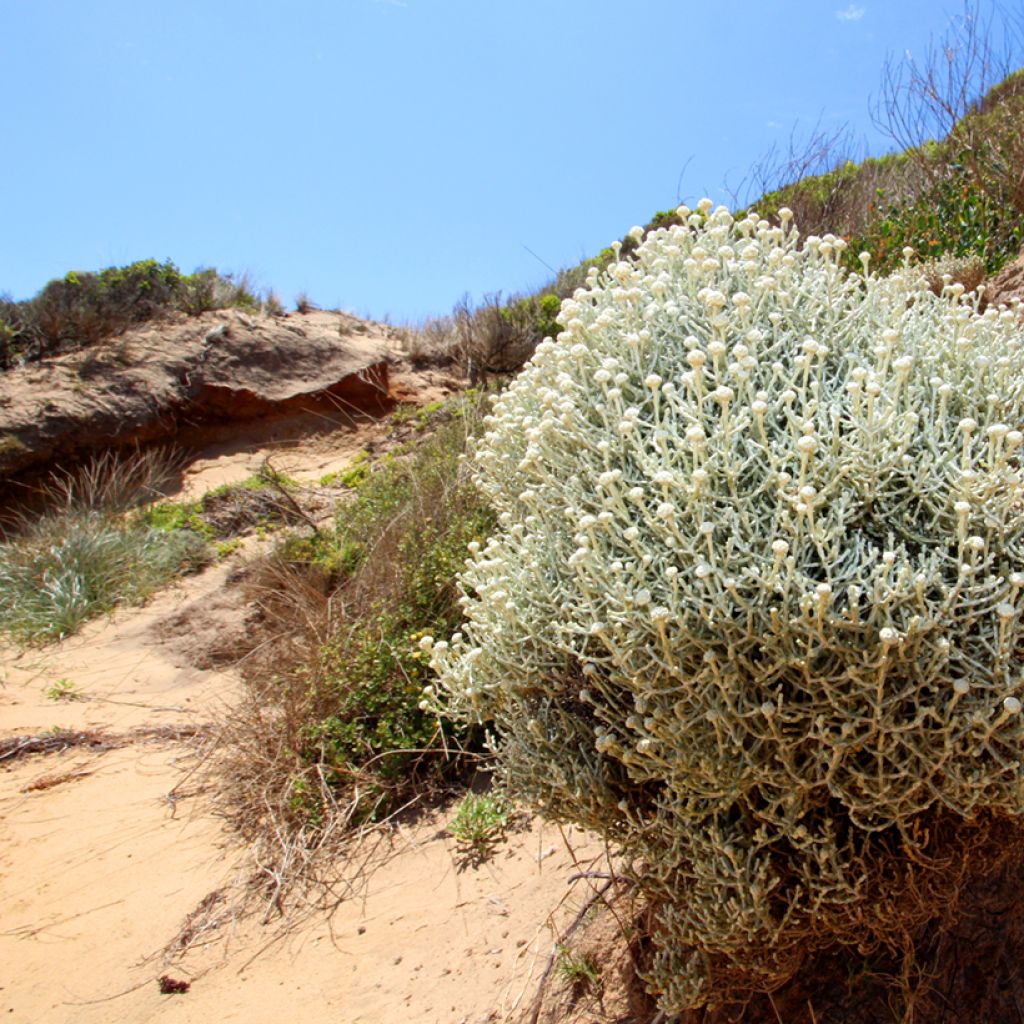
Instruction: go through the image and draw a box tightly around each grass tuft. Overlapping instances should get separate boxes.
[555,945,601,989]
[0,451,207,644]
[446,791,513,857]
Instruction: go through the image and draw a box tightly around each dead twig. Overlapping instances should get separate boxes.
[260,457,321,537]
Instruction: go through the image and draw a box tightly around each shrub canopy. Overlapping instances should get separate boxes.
[428,203,1024,1010]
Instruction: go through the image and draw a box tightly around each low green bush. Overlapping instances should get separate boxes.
[850,152,1024,277]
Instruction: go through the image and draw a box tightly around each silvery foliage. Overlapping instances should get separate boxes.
[424,201,1024,1009]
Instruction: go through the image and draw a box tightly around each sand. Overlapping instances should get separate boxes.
[0,395,614,1024]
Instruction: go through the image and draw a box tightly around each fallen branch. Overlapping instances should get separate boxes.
[0,724,210,763]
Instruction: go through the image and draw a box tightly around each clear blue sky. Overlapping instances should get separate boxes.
[1,0,1017,321]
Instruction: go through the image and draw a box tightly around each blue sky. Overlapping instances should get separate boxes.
[1,1,1016,321]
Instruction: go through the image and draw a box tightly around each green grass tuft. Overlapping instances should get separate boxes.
[0,511,206,644]
[446,792,513,855]
[0,452,208,644]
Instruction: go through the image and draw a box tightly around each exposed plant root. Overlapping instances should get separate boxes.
[24,768,95,791]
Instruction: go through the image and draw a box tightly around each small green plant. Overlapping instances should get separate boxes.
[320,452,370,489]
[143,499,214,539]
[389,404,418,427]
[215,538,244,559]
[555,945,601,988]
[44,678,84,702]
[446,791,512,853]
[40,725,73,738]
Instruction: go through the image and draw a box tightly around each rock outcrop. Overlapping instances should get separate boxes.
[0,309,393,479]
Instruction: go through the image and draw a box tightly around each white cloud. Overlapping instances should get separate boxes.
[836,4,865,20]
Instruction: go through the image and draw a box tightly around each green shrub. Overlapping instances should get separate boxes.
[850,152,1024,277]
[1,261,261,366]
[297,411,494,821]
[428,204,1024,1012]
[224,395,495,837]
[28,260,184,353]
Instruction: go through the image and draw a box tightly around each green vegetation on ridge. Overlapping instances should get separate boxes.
[0,258,261,369]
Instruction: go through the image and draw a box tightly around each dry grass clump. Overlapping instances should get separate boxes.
[920,252,987,297]
[399,281,591,380]
[211,395,494,905]
[529,816,1024,1024]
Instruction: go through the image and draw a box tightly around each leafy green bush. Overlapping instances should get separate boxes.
[292,410,494,821]
[428,204,1024,1012]
[850,152,1024,276]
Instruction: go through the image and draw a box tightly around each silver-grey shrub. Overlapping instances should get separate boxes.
[425,202,1024,1011]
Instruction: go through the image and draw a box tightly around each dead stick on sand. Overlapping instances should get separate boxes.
[526,877,616,1024]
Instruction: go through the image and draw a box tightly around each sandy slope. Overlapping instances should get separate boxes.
[0,574,607,1023]
[0,400,613,1024]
